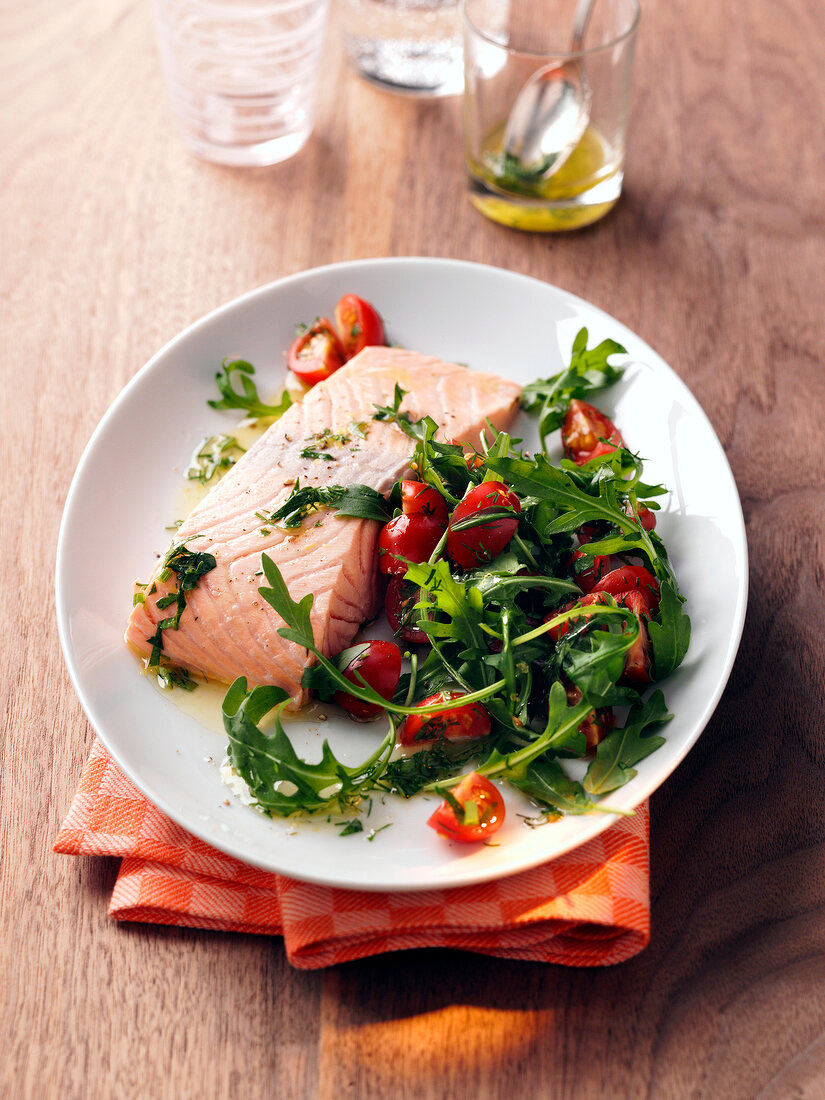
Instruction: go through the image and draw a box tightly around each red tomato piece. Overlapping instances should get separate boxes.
[385,577,430,644]
[400,480,448,526]
[334,640,402,721]
[399,691,491,746]
[544,592,607,643]
[620,501,657,532]
[637,506,657,532]
[287,319,346,387]
[564,682,615,750]
[577,521,606,544]
[562,400,624,465]
[427,772,505,843]
[617,590,653,684]
[378,513,445,576]
[446,481,521,569]
[548,591,652,684]
[568,548,610,593]
[333,294,385,360]
[590,565,661,614]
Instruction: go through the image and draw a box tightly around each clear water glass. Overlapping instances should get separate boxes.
[340,0,463,97]
[151,0,331,167]
[463,0,639,231]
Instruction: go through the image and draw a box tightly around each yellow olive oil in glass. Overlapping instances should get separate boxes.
[467,122,621,232]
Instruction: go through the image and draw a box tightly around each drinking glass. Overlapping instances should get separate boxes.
[462,0,640,230]
[339,0,463,97]
[151,0,332,167]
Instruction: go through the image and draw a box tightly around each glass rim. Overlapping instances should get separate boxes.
[461,0,641,60]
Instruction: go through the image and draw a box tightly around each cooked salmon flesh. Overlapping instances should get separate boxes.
[126,347,522,705]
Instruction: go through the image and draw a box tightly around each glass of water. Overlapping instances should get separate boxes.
[340,0,463,97]
[151,0,332,167]
[463,0,639,230]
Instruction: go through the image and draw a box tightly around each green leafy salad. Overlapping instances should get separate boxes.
[211,329,690,841]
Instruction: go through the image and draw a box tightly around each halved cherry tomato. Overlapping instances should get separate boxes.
[446,481,521,569]
[334,640,402,721]
[548,591,652,683]
[625,503,657,532]
[617,590,653,684]
[638,507,657,532]
[564,682,615,750]
[287,319,346,387]
[568,548,610,593]
[398,691,491,746]
[334,294,385,360]
[590,565,661,615]
[378,513,444,575]
[400,480,449,526]
[545,592,608,643]
[577,521,609,544]
[385,577,430,644]
[562,400,624,465]
[427,772,505,843]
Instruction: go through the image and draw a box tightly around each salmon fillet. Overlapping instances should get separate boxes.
[126,347,522,705]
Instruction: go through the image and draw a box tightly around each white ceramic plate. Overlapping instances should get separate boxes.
[56,258,748,891]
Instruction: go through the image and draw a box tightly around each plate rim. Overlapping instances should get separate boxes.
[55,256,749,891]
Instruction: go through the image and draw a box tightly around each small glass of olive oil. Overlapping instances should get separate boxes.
[462,0,639,232]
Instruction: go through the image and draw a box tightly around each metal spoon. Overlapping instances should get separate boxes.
[502,0,595,179]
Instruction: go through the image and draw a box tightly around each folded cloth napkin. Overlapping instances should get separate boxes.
[54,739,650,968]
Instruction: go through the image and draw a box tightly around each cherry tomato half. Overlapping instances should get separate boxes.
[385,577,430,644]
[545,593,608,644]
[625,503,657,532]
[446,481,521,570]
[568,548,610,593]
[334,294,386,360]
[577,521,609,544]
[562,400,624,465]
[638,507,657,532]
[548,591,652,683]
[400,480,449,526]
[399,691,492,746]
[564,682,615,750]
[427,772,505,843]
[617,589,653,684]
[287,319,347,387]
[378,513,445,576]
[334,640,403,721]
[590,565,661,615]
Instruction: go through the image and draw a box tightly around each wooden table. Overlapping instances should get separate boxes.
[3,1,825,1096]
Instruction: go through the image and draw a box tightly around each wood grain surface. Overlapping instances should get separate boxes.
[2,0,825,1096]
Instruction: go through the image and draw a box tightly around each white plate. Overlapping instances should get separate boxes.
[56,258,748,892]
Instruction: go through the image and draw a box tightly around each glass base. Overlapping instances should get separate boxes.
[178,125,312,168]
[344,37,463,97]
[468,170,624,232]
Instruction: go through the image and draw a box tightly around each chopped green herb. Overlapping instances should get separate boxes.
[208,358,293,419]
[372,383,409,423]
[265,480,392,529]
[186,433,245,484]
[145,540,217,688]
[299,448,336,462]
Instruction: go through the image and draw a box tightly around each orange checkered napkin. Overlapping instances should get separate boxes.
[55,740,650,968]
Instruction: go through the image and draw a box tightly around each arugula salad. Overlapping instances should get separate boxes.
[204,317,690,844]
